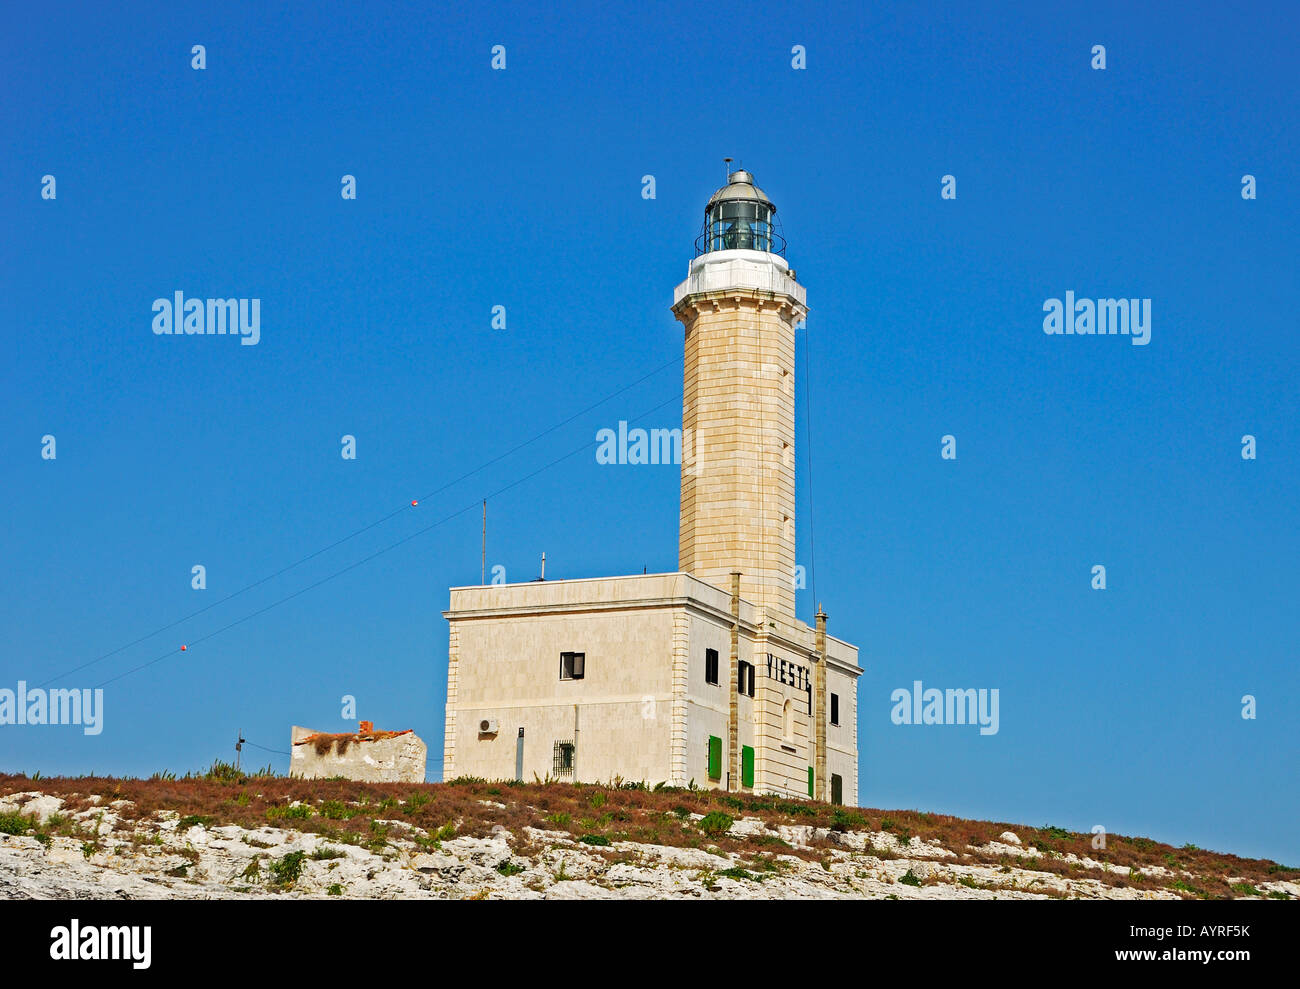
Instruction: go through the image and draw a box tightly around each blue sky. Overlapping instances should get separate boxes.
[2,0,1296,862]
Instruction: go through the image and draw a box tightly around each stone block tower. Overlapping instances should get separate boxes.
[672,169,807,621]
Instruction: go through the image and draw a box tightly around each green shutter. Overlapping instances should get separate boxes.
[707,736,722,781]
[807,766,815,797]
[831,773,843,805]
[741,745,754,788]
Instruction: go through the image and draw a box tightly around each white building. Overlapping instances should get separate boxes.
[442,170,861,803]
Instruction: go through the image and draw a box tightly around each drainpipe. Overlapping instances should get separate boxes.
[515,727,524,782]
[814,605,828,802]
[729,571,741,791]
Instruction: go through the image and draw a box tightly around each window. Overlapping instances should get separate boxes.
[707,735,722,781]
[559,651,585,681]
[741,745,755,788]
[831,693,840,726]
[831,773,843,805]
[705,648,719,686]
[782,700,793,741]
[737,660,754,697]
[553,741,575,777]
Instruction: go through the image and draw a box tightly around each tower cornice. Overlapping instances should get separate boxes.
[671,287,808,327]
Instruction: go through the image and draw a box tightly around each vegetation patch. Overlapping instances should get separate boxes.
[0,811,34,836]
[1,773,1291,899]
[268,850,307,887]
[698,812,734,837]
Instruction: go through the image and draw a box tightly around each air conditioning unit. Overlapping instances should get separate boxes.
[478,718,499,734]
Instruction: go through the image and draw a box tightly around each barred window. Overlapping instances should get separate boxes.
[553,740,575,776]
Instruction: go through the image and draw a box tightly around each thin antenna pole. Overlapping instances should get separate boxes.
[481,500,486,585]
[541,552,546,580]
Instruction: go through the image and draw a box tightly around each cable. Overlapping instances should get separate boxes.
[90,391,683,689]
[37,356,681,688]
[243,741,289,756]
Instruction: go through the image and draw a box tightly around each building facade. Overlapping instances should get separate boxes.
[443,170,862,803]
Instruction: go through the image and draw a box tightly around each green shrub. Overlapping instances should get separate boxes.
[0,811,33,836]
[719,867,755,881]
[899,869,922,887]
[579,834,610,846]
[268,850,307,887]
[496,861,525,876]
[698,812,734,837]
[831,809,866,832]
[312,846,345,861]
[404,792,431,814]
[318,800,351,820]
[266,803,312,822]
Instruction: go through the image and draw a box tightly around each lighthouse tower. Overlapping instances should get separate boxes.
[442,166,860,804]
[673,169,807,621]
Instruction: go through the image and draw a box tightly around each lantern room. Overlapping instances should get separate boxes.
[695,168,786,257]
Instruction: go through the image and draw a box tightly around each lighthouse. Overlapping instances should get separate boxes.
[674,169,806,622]
[442,168,860,804]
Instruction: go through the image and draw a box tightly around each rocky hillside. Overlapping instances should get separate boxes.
[1,770,1294,900]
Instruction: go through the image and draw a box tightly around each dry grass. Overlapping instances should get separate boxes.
[1,771,1293,898]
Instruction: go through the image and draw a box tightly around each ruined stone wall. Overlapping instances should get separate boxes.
[289,726,427,783]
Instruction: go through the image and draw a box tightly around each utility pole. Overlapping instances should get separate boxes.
[235,729,245,771]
